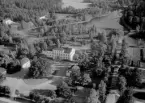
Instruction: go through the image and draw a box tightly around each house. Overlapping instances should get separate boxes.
[42,47,75,61]
[0,67,6,75]
[3,19,15,25]
[20,57,31,69]
[39,16,47,20]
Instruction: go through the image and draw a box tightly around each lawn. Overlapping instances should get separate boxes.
[23,79,48,85]
[6,69,28,78]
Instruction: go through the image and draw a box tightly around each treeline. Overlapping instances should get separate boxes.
[1,0,62,21]
[0,0,114,22]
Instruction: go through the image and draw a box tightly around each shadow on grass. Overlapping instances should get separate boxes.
[15,98,34,103]
[133,92,145,100]
[0,94,10,98]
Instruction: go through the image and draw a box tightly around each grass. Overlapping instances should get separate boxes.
[0,100,8,103]
[23,79,48,85]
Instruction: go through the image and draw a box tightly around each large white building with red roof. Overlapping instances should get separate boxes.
[42,47,75,61]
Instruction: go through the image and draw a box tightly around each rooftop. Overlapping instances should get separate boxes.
[48,47,73,54]
[53,48,64,51]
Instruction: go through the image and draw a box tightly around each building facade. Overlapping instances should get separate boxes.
[42,47,75,61]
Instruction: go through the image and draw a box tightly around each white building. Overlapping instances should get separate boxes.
[42,47,75,61]
[3,19,15,25]
[20,57,31,70]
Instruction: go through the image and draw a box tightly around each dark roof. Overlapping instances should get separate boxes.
[48,47,73,54]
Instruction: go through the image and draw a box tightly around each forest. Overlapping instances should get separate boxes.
[0,0,63,21]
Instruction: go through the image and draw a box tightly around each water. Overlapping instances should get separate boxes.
[62,0,91,9]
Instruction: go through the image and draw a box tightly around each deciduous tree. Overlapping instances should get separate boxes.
[86,89,100,103]
[118,76,126,95]
[98,80,106,103]
[116,88,134,103]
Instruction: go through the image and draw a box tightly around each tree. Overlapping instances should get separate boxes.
[73,54,79,61]
[56,39,61,48]
[98,30,107,44]
[71,37,77,42]
[56,81,72,99]
[60,31,67,44]
[64,97,76,103]
[132,68,142,87]
[28,58,51,78]
[98,80,106,103]
[28,44,36,58]
[116,88,134,103]
[71,65,81,81]
[39,41,48,51]
[18,48,29,58]
[86,89,100,103]
[0,25,5,38]
[0,86,10,95]
[121,39,129,58]
[46,39,54,46]
[82,73,92,86]
[0,73,6,83]
[118,76,126,95]
[95,68,103,77]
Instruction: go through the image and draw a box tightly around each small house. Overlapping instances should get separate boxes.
[42,47,76,61]
[3,19,15,25]
[20,57,31,70]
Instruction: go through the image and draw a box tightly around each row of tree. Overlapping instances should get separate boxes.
[27,57,52,78]
[0,0,62,21]
[29,81,75,103]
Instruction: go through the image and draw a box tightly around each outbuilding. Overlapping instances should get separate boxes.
[20,57,31,69]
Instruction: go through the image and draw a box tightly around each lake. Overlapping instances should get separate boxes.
[62,0,91,9]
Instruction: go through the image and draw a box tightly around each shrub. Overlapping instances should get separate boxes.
[0,86,11,96]
[56,82,72,99]
[32,89,56,99]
